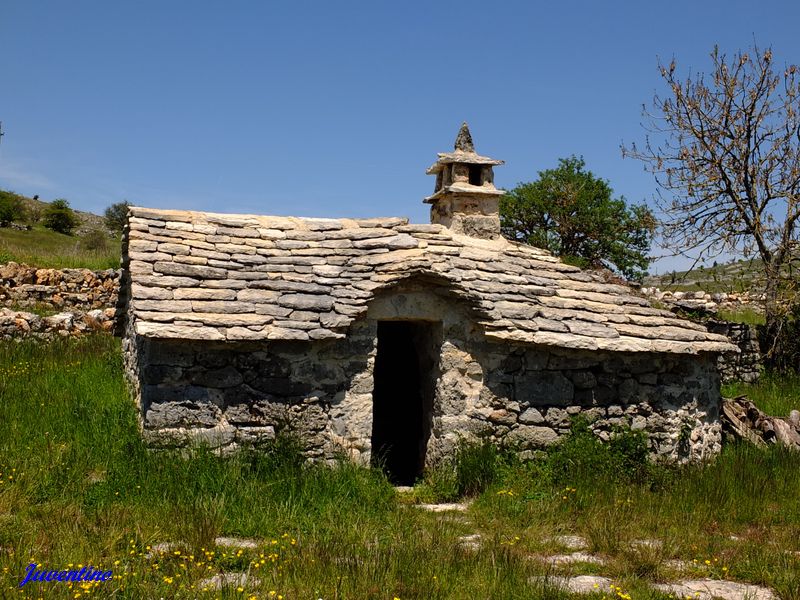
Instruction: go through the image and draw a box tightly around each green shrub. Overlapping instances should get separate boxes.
[717,306,766,326]
[419,461,460,502]
[547,417,652,485]
[0,190,25,225]
[418,439,507,501]
[79,228,110,252]
[242,431,307,477]
[42,198,80,234]
[454,438,503,497]
[607,424,651,481]
[26,203,42,223]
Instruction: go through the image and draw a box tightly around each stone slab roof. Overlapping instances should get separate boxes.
[122,207,736,354]
[426,151,505,174]
[424,182,506,202]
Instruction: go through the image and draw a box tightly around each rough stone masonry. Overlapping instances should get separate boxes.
[118,124,735,481]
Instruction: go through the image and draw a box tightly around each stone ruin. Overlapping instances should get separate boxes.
[117,124,736,483]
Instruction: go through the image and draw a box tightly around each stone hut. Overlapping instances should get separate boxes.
[118,124,735,483]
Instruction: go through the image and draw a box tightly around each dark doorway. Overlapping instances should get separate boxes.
[371,321,440,485]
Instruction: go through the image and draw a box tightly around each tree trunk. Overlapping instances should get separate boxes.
[760,268,784,371]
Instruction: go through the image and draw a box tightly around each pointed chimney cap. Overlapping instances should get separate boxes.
[454,122,475,153]
[426,123,504,176]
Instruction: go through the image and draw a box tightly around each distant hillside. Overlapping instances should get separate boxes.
[0,190,120,269]
[1,190,106,235]
[644,258,767,294]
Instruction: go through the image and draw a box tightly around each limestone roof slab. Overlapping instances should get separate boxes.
[426,152,506,174]
[122,207,736,354]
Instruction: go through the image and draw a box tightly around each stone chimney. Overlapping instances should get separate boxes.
[425,122,505,239]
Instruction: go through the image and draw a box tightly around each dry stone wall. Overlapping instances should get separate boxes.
[641,287,765,315]
[128,287,722,464]
[0,262,119,340]
[0,262,119,310]
[707,320,762,384]
[0,307,116,340]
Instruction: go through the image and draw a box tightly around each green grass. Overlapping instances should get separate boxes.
[0,225,119,269]
[716,306,766,326]
[3,302,63,317]
[0,336,798,599]
[723,373,800,417]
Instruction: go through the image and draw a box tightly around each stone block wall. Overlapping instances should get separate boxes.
[126,289,722,465]
[132,320,377,459]
[707,320,762,384]
[455,344,721,463]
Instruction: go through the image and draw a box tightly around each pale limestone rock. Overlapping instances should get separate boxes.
[518,407,545,425]
[214,537,259,550]
[153,261,227,279]
[653,579,776,600]
[136,323,225,340]
[189,300,255,314]
[506,425,559,449]
[539,552,606,566]
[225,327,265,340]
[414,503,470,513]
[132,284,173,300]
[547,535,588,551]
[157,242,190,255]
[278,294,334,311]
[457,534,481,551]
[266,327,309,340]
[198,573,261,591]
[173,288,236,300]
[132,299,193,312]
[532,575,613,594]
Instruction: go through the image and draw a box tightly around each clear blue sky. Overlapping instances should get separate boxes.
[2,1,799,272]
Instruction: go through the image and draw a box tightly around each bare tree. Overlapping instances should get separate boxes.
[623,45,800,365]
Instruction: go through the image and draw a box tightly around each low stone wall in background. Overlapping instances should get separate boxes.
[0,262,119,311]
[641,287,765,315]
[0,307,116,340]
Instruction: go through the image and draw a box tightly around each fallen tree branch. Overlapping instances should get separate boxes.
[722,396,800,449]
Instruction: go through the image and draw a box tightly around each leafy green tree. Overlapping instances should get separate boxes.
[104,200,131,234]
[43,199,80,235]
[500,156,655,281]
[0,190,26,225]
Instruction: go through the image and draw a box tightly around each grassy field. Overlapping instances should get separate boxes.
[0,225,120,270]
[716,306,767,326]
[0,336,798,599]
[723,374,800,418]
